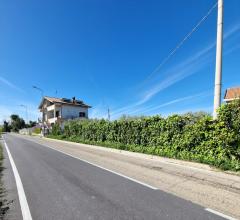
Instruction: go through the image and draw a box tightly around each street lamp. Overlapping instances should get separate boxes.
[19,104,28,124]
[32,85,44,98]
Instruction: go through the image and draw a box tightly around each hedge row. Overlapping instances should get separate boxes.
[50,101,240,171]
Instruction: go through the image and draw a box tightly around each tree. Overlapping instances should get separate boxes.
[26,120,37,128]
[10,114,25,132]
[2,120,11,132]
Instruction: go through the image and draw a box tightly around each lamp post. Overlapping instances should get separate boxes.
[32,85,44,98]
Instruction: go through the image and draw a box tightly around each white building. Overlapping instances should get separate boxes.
[38,96,91,127]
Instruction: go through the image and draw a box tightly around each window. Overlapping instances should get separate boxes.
[56,111,60,117]
[79,112,86,117]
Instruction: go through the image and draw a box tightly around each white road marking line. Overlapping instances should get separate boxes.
[14,134,224,175]
[205,208,237,220]
[3,140,33,220]
[44,137,225,175]
[21,137,158,190]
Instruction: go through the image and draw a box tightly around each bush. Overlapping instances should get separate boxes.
[51,123,62,136]
[48,102,240,171]
[32,127,41,134]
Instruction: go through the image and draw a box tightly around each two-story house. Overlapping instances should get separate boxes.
[38,96,91,127]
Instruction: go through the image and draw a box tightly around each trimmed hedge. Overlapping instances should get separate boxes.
[49,101,240,171]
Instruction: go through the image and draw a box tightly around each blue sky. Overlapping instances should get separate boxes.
[0,0,240,122]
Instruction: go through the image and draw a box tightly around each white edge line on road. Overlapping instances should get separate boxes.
[45,137,226,175]
[23,137,158,190]
[18,134,230,176]
[3,139,33,220]
[205,208,237,220]
[40,141,158,190]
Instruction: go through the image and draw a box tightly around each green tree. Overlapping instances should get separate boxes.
[2,120,11,132]
[26,120,37,128]
[10,114,25,132]
[51,123,62,136]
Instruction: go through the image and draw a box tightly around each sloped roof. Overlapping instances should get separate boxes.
[38,96,91,109]
[224,87,240,100]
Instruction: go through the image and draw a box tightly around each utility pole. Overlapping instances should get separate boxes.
[213,0,224,119]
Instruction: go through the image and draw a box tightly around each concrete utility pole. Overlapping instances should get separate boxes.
[213,0,224,119]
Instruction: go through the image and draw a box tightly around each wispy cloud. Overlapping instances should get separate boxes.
[140,91,211,115]
[139,51,211,105]
[223,23,240,39]
[0,76,25,93]
[89,102,108,119]
[139,23,240,105]
[111,91,211,119]
[109,23,240,119]
[110,45,213,119]
[224,44,240,56]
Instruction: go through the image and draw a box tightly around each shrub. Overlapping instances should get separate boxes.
[51,123,62,136]
[32,127,41,134]
[48,104,240,171]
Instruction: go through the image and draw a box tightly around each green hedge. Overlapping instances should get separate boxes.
[49,100,240,171]
[32,127,41,134]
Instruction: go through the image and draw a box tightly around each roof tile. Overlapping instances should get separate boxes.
[39,96,91,109]
[224,87,240,100]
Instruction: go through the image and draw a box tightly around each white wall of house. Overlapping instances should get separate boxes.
[61,105,88,119]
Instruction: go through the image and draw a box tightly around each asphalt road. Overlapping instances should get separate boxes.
[3,134,227,220]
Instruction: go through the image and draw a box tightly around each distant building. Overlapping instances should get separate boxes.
[224,87,240,103]
[38,96,91,128]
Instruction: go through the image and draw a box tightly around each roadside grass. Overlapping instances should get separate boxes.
[0,139,9,219]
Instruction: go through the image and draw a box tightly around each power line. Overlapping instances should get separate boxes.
[143,1,218,84]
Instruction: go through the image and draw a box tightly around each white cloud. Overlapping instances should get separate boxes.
[0,76,25,93]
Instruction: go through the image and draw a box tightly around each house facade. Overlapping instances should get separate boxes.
[224,87,240,103]
[38,96,91,127]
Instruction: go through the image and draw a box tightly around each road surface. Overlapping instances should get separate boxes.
[2,134,230,220]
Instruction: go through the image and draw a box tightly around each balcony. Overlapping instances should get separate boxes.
[47,117,58,124]
[47,104,55,111]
